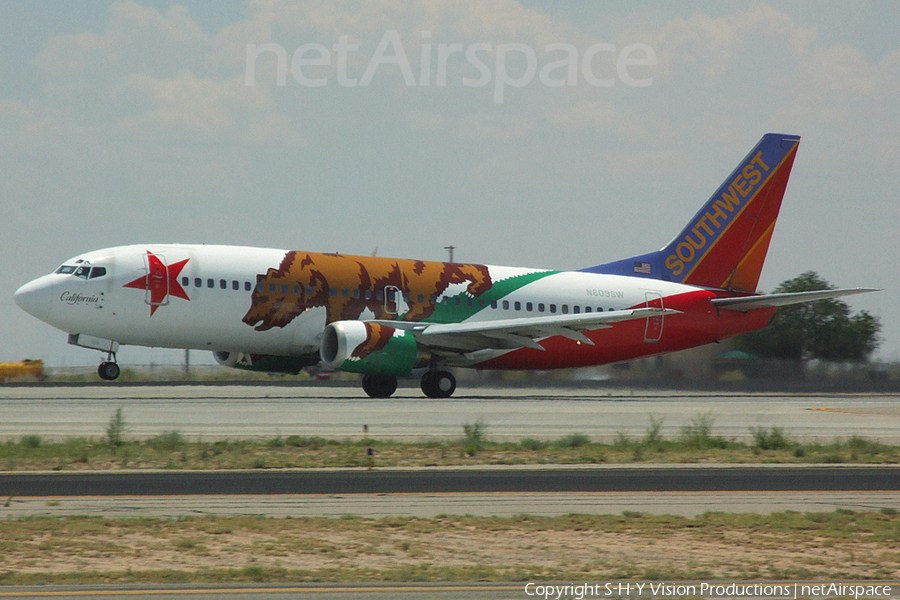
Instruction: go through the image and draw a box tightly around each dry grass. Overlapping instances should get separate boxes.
[1,511,898,585]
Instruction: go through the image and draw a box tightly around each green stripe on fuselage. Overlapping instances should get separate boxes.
[420,270,559,324]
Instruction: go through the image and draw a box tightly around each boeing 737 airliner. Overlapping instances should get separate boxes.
[15,134,875,397]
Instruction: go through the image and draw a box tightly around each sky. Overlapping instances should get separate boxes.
[2,0,898,367]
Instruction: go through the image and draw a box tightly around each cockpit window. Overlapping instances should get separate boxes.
[55,263,107,279]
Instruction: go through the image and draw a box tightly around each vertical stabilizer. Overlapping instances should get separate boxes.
[584,133,800,292]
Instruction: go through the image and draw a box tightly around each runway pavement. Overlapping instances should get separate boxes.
[2,384,900,442]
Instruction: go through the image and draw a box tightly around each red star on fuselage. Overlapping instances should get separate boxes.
[123,252,190,316]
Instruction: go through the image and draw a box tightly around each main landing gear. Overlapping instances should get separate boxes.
[420,370,456,399]
[360,370,457,399]
[98,352,120,381]
[361,374,397,398]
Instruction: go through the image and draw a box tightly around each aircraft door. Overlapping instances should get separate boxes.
[142,253,170,309]
[384,286,401,315]
[383,286,408,316]
[644,292,664,343]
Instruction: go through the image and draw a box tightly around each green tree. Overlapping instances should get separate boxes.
[736,271,881,362]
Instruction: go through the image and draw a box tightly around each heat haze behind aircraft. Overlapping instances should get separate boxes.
[15,133,876,397]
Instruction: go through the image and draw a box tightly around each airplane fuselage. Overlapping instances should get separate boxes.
[18,243,773,372]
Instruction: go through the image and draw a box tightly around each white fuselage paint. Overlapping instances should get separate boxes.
[22,244,702,365]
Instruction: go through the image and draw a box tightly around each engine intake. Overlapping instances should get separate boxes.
[320,321,430,376]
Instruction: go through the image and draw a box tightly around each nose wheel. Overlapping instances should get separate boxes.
[98,354,120,381]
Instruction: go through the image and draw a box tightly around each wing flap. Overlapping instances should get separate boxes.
[372,307,681,353]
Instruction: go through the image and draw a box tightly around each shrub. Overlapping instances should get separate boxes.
[554,434,591,448]
[148,431,185,451]
[106,408,127,448]
[750,426,790,451]
[20,435,42,449]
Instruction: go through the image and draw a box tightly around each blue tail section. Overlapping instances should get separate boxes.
[582,133,801,292]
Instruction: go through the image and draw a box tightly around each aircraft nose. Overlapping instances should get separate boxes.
[14,276,53,322]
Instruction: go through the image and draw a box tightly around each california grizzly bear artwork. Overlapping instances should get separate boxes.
[242,251,493,331]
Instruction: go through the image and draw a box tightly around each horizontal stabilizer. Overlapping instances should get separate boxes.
[710,288,879,312]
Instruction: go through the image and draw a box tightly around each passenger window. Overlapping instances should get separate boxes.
[182,277,189,287]
[514,301,521,311]
[331,288,338,298]
[195,278,202,288]
[549,304,556,314]
[220,279,227,290]
[307,285,314,296]
[502,300,509,310]
[491,300,497,309]
[585,307,591,313]
[245,282,252,292]
[562,305,569,314]
[418,294,425,303]
[573,306,580,314]
[208,279,215,289]
[342,289,349,298]
[232,280,239,291]
[526,302,533,312]
[294,286,301,295]
[282,284,289,294]
[538,303,545,312]
[364,289,372,300]
[269,283,276,293]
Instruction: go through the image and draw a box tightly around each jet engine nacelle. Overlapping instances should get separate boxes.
[212,351,318,374]
[320,321,430,376]
[212,351,244,368]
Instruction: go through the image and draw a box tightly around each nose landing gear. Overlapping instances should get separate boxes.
[98,352,120,381]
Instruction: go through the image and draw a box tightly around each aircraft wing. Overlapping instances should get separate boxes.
[372,307,682,353]
[710,288,879,312]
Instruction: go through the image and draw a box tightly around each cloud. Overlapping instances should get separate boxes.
[34,2,210,80]
[113,70,295,144]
